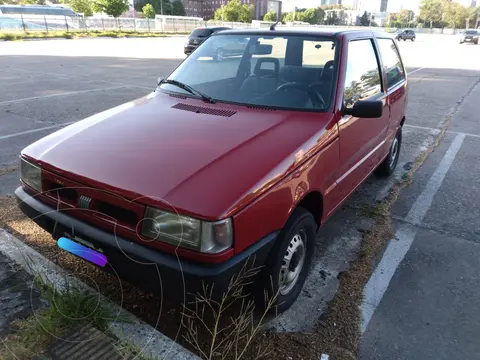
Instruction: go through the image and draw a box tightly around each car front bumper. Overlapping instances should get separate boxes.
[15,186,277,300]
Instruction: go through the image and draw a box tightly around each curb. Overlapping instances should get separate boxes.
[0,228,199,360]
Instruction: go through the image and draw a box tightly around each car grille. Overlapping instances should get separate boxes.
[42,170,143,230]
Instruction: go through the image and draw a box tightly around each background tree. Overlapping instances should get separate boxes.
[135,0,184,15]
[419,0,445,28]
[359,11,371,26]
[444,1,469,29]
[214,0,253,22]
[263,11,277,21]
[324,11,339,25]
[93,0,129,17]
[282,11,295,22]
[68,0,94,16]
[299,8,319,24]
[142,3,155,18]
[171,0,185,16]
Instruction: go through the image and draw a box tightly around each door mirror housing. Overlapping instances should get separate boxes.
[344,100,383,118]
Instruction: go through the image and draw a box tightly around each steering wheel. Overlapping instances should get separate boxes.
[276,82,326,108]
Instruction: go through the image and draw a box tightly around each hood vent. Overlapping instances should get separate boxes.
[172,103,237,117]
[169,94,187,99]
[247,106,277,111]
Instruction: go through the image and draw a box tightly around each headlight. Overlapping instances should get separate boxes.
[141,207,232,254]
[20,158,42,192]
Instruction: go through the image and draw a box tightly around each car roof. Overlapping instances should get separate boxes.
[193,26,230,31]
[213,27,393,38]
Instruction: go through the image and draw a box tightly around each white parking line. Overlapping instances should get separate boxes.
[404,124,480,139]
[0,86,127,106]
[0,123,75,141]
[408,67,426,75]
[361,133,465,334]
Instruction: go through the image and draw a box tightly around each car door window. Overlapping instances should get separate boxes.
[377,38,406,89]
[343,39,382,108]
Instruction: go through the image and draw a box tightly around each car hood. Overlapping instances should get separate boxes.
[23,91,335,219]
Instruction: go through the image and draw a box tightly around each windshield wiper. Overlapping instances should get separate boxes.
[159,79,215,104]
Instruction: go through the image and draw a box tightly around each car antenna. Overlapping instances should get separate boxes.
[270,20,280,30]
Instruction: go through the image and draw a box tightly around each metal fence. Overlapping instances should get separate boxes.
[0,15,254,33]
[0,14,466,34]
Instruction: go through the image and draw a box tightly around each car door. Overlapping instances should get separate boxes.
[375,37,407,147]
[336,37,389,201]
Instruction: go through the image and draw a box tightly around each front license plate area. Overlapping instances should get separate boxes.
[58,237,107,267]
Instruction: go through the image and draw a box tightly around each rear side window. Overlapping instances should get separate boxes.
[191,29,213,38]
[377,38,405,89]
[343,39,382,108]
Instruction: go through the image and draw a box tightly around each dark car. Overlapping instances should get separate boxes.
[209,36,249,61]
[184,27,230,56]
[459,29,479,44]
[395,29,416,41]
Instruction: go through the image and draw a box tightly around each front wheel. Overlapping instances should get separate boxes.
[376,127,402,177]
[257,208,316,313]
[411,37,415,41]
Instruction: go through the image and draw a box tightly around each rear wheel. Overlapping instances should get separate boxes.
[376,127,402,177]
[257,208,316,313]
[411,37,415,41]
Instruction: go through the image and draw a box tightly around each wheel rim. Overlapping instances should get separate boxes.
[279,231,306,296]
[390,137,399,169]
[216,49,224,61]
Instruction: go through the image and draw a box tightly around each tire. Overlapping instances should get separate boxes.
[215,48,224,62]
[411,37,415,41]
[397,37,401,41]
[403,38,407,41]
[256,207,316,313]
[376,127,402,177]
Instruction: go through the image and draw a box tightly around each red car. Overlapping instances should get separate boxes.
[16,29,407,312]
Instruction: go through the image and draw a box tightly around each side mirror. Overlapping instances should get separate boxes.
[344,100,383,118]
[157,77,164,86]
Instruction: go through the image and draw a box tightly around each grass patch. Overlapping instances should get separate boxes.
[0,278,119,360]
[0,30,188,41]
[116,341,164,360]
[0,164,18,177]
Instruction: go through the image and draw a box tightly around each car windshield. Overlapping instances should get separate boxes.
[160,34,337,111]
[465,30,477,35]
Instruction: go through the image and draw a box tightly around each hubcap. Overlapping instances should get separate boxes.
[279,231,306,296]
[390,137,399,169]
